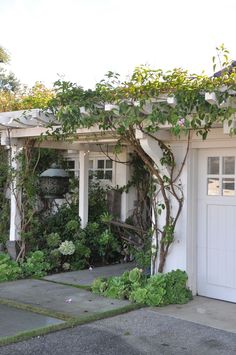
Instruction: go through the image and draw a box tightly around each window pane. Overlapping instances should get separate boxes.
[222,178,235,196]
[207,178,220,195]
[96,170,104,179]
[97,160,104,169]
[105,170,112,180]
[67,160,75,169]
[68,171,75,178]
[89,160,93,169]
[89,170,95,179]
[207,157,219,175]
[223,156,235,175]
[106,160,112,169]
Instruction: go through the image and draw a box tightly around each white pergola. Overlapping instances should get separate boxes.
[0,109,130,246]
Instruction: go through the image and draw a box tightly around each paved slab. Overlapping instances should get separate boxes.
[0,304,64,338]
[0,279,130,317]
[1,308,236,355]
[43,262,135,286]
[151,296,236,334]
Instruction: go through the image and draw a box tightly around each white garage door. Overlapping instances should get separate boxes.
[198,149,236,302]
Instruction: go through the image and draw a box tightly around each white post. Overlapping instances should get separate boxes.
[9,142,22,241]
[115,150,129,221]
[79,150,89,228]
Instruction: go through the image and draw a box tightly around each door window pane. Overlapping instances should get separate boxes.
[207,157,219,175]
[222,178,235,196]
[207,178,220,195]
[222,157,235,175]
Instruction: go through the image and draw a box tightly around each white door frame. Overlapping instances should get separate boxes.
[186,148,198,294]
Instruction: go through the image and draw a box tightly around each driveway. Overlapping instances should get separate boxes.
[1,264,236,354]
[1,308,236,355]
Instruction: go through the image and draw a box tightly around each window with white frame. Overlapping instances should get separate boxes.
[89,158,113,181]
[207,156,235,196]
[65,156,113,181]
[65,159,79,177]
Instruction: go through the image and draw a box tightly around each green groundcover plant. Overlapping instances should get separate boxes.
[0,254,22,281]
[0,251,51,281]
[20,251,50,278]
[92,268,192,306]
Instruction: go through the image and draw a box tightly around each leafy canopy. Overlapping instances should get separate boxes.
[50,60,236,140]
[0,82,54,112]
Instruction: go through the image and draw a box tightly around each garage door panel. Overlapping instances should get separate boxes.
[198,149,236,302]
[207,249,236,288]
[207,205,236,252]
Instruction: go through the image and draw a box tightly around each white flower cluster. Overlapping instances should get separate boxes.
[58,240,75,255]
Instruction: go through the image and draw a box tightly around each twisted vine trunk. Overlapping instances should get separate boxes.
[122,127,188,273]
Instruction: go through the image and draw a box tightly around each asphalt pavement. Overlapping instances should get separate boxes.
[1,308,236,355]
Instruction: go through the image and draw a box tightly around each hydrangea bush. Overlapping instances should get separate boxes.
[58,240,75,255]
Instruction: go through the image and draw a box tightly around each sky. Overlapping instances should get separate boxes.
[1,0,236,89]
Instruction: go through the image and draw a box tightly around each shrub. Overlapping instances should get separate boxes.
[131,237,152,270]
[92,268,192,306]
[0,253,21,282]
[21,251,50,278]
[70,240,90,270]
[37,202,81,243]
[98,229,120,260]
[48,249,61,270]
[17,181,124,273]
[46,232,61,249]
[88,181,108,222]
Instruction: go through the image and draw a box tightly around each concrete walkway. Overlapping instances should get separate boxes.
[0,304,64,338]
[0,263,134,340]
[0,279,130,317]
[43,262,135,286]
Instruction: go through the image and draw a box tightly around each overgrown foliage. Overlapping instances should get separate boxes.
[92,268,192,306]
[30,181,123,271]
[48,46,236,272]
